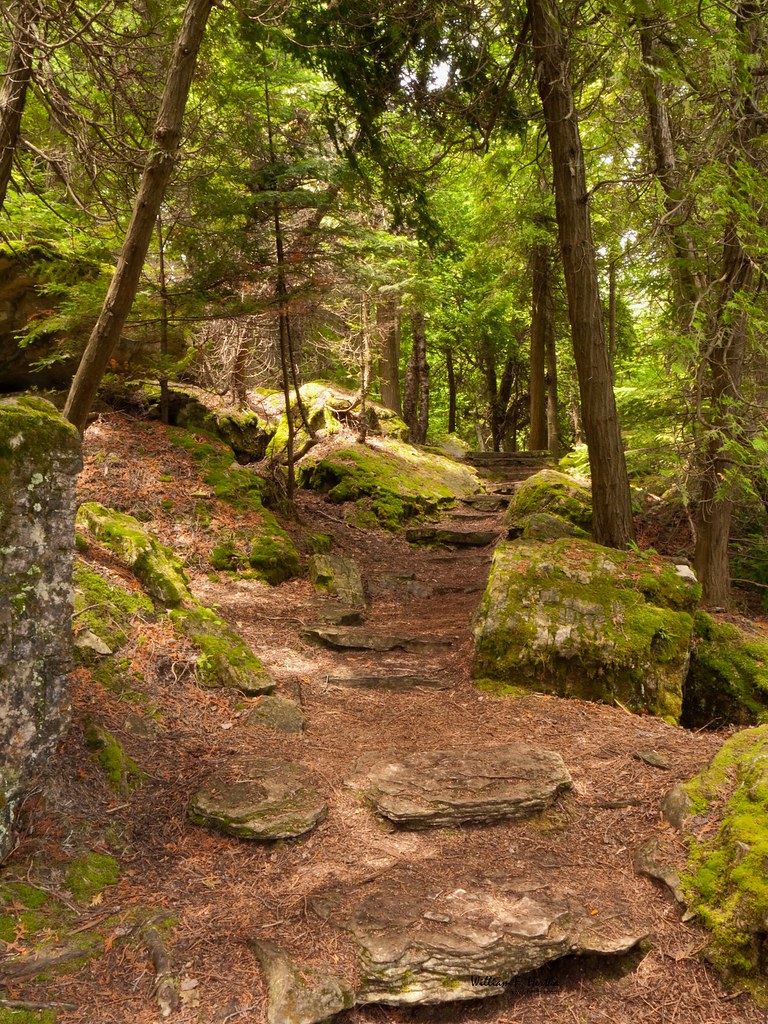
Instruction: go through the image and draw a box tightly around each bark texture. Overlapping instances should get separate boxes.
[531,0,635,548]
[0,1,35,214]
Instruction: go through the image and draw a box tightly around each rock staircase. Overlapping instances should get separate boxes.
[187,483,658,1024]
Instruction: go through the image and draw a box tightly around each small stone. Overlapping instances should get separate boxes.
[303,627,453,654]
[74,629,112,656]
[675,564,697,582]
[662,784,692,830]
[246,695,305,734]
[633,838,685,903]
[308,554,366,608]
[634,749,670,770]
[189,759,326,840]
[405,526,499,547]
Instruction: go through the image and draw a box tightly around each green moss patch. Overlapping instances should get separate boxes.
[297,437,480,529]
[679,726,768,992]
[65,853,119,903]
[171,606,274,696]
[682,613,768,728]
[73,561,154,652]
[473,539,700,720]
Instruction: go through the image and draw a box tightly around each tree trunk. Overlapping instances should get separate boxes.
[530,0,635,548]
[529,244,549,450]
[0,1,35,215]
[446,346,457,435]
[64,0,215,433]
[377,299,402,415]
[358,293,371,443]
[545,305,559,460]
[403,310,429,444]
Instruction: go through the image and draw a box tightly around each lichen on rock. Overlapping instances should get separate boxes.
[0,396,81,861]
[473,538,700,721]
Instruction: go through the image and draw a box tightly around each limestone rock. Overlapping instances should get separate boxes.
[347,744,572,827]
[303,627,452,654]
[309,554,365,608]
[189,760,326,840]
[473,538,700,721]
[0,396,81,861]
[246,695,304,733]
[504,468,592,534]
[508,511,590,541]
[251,940,354,1024]
[661,784,692,830]
[312,871,648,1006]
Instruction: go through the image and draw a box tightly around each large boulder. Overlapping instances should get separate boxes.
[297,437,481,529]
[0,397,81,860]
[666,726,768,991]
[504,468,592,537]
[473,539,700,721]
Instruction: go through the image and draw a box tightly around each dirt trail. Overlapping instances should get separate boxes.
[19,416,764,1024]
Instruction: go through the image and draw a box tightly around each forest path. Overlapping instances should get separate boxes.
[48,419,762,1024]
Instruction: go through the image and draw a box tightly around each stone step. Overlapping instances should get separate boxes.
[188,759,326,840]
[346,743,572,828]
[327,674,449,691]
[460,494,510,511]
[465,449,552,466]
[405,526,500,547]
[309,869,649,1008]
[302,627,454,654]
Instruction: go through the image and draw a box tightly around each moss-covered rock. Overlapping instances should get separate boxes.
[504,469,592,534]
[77,502,190,606]
[473,539,700,720]
[297,437,480,529]
[73,561,154,654]
[169,427,301,583]
[673,726,768,993]
[246,695,305,733]
[682,613,768,728]
[509,511,591,541]
[171,606,274,696]
[83,720,145,794]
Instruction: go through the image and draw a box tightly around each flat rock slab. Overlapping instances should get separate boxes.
[311,871,647,1006]
[311,603,365,626]
[246,695,304,733]
[251,940,354,1024]
[308,554,366,608]
[347,744,572,827]
[303,627,453,654]
[188,759,326,840]
[405,527,499,547]
[327,675,450,691]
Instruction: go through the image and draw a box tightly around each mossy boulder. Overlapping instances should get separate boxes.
[672,726,768,992]
[171,606,274,696]
[509,511,590,541]
[265,382,409,458]
[682,613,768,728]
[504,469,592,535]
[77,502,190,606]
[73,561,154,654]
[297,437,480,529]
[473,539,700,721]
